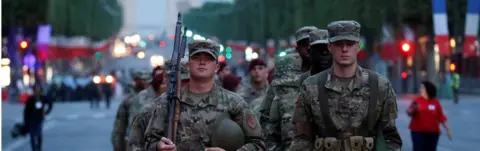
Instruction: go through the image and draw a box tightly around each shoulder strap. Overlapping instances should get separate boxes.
[366,70,379,134]
[317,71,336,137]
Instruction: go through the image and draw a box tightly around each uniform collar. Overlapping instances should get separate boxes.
[324,66,368,93]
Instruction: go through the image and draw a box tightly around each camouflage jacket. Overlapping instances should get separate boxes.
[238,81,269,117]
[259,52,304,151]
[143,85,266,151]
[128,87,159,126]
[289,67,402,151]
[112,91,137,150]
[128,102,158,151]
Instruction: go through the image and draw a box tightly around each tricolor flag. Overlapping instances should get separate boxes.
[432,0,450,56]
[266,39,276,55]
[463,0,479,57]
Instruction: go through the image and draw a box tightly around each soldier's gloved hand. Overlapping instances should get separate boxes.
[204,147,225,151]
[157,137,176,151]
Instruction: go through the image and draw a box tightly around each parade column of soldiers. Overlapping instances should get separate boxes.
[111,20,402,151]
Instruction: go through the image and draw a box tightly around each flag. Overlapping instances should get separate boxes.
[463,0,479,57]
[432,0,450,56]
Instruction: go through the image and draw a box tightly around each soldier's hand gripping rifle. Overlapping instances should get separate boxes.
[166,13,187,142]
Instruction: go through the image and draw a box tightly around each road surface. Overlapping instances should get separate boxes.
[2,95,479,151]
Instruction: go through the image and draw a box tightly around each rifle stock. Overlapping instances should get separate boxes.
[166,13,186,143]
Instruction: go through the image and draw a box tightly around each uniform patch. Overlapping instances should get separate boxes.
[247,114,256,129]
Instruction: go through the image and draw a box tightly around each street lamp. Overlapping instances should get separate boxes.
[137,51,145,59]
[150,55,165,67]
[186,30,193,37]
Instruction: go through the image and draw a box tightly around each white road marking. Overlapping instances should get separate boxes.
[93,112,106,119]
[3,121,56,151]
[66,114,79,120]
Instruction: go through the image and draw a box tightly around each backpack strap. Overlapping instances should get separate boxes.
[366,70,379,135]
[317,71,336,137]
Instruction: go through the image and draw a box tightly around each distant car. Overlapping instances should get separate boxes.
[93,74,116,85]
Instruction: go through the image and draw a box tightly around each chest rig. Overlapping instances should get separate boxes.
[313,70,383,151]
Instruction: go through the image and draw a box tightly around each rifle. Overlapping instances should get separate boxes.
[166,13,187,142]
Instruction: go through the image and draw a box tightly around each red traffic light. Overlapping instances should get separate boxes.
[401,72,408,79]
[20,40,28,49]
[401,43,410,53]
[218,55,226,62]
[159,41,166,47]
[449,63,456,72]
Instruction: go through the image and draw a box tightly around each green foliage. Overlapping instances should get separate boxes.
[2,0,48,27]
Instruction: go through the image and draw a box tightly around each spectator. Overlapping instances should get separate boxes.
[24,84,53,151]
[407,81,452,151]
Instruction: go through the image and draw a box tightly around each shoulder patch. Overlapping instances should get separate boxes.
[246,111,257,129]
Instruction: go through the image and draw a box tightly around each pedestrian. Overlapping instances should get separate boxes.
[111,69,151,151]
[140,40,265,151]
[451,72,460,104]
[23,84,53,151]
[215,62,231,85]
[407,81,452,151]
[289,20,402,151]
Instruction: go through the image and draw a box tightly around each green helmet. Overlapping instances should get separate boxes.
[211,115,245,151]
[164,58,189,80]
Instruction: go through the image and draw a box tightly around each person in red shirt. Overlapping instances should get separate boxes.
[407,81,452,151]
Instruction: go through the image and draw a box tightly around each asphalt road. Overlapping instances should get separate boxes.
[2,95,479,151]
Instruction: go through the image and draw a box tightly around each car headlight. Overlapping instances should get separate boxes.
[93,76,101,84]
[106,75,114,83]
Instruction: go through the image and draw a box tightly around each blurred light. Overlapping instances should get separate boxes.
[0,66,11,87]
[360,42,365,50]
[150,55,165,67]
[193,34,205,40]
[434,44,440,71]
[407,56,413,67]
[23,54,36,68]
[218,55,226,62]
[219,44,224,52]
[139,41,146,48]
[124,36,131,43]
[148,34,155,41]
[93,76,101,84]
[279,52,287,57]
[23,74,30,86]
[132,34,141,43]
[113,43,127,55]
[1,58,11,66]
[137,51,145,59]
[401,72,408,79]
[95,52,102,59]
[252,52,259,59]
[46,67,53,84]
[450,38,456,48]
[226,53,232,59]
[106,75,114,83]
[23,65,28,73]
[225,47,232,53]
[20,40,28,49]
[186,30,193,37]
[245,47,253,54]
[401,43,411,53]
[159,41,166,47]
[449,63,456,72]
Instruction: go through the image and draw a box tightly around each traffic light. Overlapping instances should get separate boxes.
[159,41,166,47]
[218,55,226,62]
[401,71,408,79]
[449,63,456,72]
[95,52,102,59]
[225,47,232,59]
[401,43,411,53]
[19,40,28,50]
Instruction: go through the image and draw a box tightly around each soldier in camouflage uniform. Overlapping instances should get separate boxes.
[127,59,189,151]
[289,21,402,151]
[131,40,265,151]
[238,59,269,116]
[297,29,332,83]
[112,69,151,151]
[258,26,317,151]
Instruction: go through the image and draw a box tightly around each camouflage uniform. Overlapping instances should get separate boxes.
[238,80,269,117]
[136,40,265,151]
[258,26,316,151]
[111,69,151,151]
[127,58,189,151]
[289,21,402,151]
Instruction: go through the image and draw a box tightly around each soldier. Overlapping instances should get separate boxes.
[289,21,402,151]
[258,26,317,150]
[140,40,266,151]
[111,69,151,151]
[127,58,190,151]
[238,58,269,116]
[298,29,333,82]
